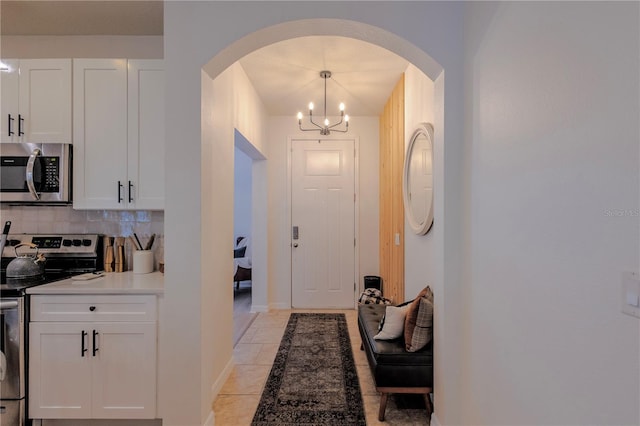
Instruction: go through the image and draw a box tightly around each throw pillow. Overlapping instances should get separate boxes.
[424,286,434,303]
[234,246,247,258]
[405,297,434,352]
[374,304,410,340]
[358,288,393,305]
[404,286,434,352]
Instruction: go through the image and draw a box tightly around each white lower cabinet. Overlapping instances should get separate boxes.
[29,295,157,420]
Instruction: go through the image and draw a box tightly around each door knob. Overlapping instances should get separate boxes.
[293,243,299,248]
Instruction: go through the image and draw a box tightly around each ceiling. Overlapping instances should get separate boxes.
[239,37,408,116]
[1,1,410,116]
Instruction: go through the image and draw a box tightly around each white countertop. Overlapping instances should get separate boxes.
[26,271,164,295]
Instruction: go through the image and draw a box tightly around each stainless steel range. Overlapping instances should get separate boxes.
[0,233,103,426]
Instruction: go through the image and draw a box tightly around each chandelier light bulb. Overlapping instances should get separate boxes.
[324,118,330,126]
[308,102,314,111]
[339,102,345,112]
[297,112,303,121]
[345,115,350,122]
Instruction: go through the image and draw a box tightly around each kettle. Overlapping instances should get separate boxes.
[6,243,46,279]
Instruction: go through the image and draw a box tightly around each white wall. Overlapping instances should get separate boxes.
[163,44,270,423]
[463,2,639,424]
[199,68,234,424]
[1,35,163,58]
[234,146,253,240]
[404,64,437,300]
[266,116,380,309]
[231,64,269,156]
[228,63,270,313]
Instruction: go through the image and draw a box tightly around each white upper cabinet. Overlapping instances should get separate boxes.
[73,59,164,210]
[73,59,128,209]
[1,59,72,144]
[127,60,165,210]
[1,60,20,143]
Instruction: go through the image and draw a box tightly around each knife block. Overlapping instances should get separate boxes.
[104,236,114,272]
[114,237,125,272]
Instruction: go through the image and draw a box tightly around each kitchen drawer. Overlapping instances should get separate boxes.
[31,295,156,322]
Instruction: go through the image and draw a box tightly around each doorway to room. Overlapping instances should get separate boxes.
[233,130,261,345]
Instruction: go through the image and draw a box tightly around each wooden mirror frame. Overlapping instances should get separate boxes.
[402,122,434,235]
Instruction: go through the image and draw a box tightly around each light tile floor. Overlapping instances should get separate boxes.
[213,309,430,425]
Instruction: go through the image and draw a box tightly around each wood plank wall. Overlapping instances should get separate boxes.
[379,75,405,304]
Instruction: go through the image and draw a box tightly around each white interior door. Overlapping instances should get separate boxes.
[291,139,355,308]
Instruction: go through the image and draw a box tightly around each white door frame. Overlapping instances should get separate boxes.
[287,136,360,309]
[234,130,268,312]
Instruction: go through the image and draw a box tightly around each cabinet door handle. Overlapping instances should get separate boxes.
[18,114,24,136]
[7,114,14,136]
[92,330,99,356]
[117,181,123,203]
[128,180,133,203]
[81,330,88,357]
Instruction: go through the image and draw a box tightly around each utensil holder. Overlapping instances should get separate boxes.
[133,250,154,274]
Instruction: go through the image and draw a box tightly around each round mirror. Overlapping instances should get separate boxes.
[403,123,434,235]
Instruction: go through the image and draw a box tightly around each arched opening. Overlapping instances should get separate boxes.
[162,11,461,426]
[200,20,445,302]
[200,18,445,418]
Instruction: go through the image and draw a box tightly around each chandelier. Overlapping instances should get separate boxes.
[297,70,349,135]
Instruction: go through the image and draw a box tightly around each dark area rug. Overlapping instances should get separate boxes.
[251,313,366,425]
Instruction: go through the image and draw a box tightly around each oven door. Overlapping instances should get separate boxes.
[0,297,24,399]
[0,143,71,203]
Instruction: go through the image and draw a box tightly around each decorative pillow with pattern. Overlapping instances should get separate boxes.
[358,288,392,305]
[404,286,434,352]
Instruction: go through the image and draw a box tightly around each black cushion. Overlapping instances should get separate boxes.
[358,303,433,388]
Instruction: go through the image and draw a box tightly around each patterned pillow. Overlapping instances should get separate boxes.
[358,288,392,305]
[404,286,434,352]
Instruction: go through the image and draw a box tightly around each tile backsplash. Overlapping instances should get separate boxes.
[0,205,164,271]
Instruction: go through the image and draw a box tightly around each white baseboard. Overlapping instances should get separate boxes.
[430,411,441,426]
[251,304,269,312]
[270,302,290,310]
[204,410,215,426]
[210,357,234,400]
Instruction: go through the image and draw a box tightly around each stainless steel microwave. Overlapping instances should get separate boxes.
[0,143,71,204]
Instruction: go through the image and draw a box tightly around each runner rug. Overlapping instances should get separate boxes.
[251,313,366,425]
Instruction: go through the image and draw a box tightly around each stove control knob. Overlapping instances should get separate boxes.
[72,239,82,247]
[62,239,73,247]
[82,239,92,246]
